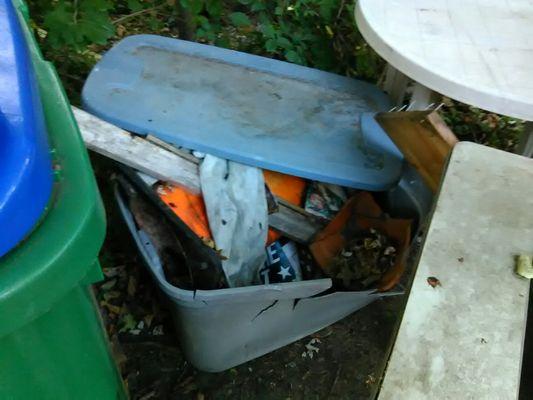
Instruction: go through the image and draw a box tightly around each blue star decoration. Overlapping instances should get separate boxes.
[277,265,293,280]
[259,239,299,284]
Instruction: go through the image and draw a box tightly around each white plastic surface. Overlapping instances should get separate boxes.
[199,155,268,287]
[379,142,533,399]
[356,0,533,120]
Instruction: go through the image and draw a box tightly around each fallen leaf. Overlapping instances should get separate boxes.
[100,278,117,291]
[181,377,197,394]
[103,290,121,302]
[101,301,122,315]
[119,313,137,333]
[427,276,441,288]
[128,276,137,297]
[365,374,376,386]
[302,338,321,359]
[116,24,126,37]
[152,325,164,335]
[102,266,125,278]
[144,313,154,328]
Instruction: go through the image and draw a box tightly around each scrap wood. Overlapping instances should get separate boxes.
[270,198,326,243]
[72,106,201,193]
[375,110,458,193]
[73,106,324,243]
[263,170,309,243]
[145,135,201,165]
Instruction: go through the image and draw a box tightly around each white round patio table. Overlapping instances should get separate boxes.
[355,0,533,154]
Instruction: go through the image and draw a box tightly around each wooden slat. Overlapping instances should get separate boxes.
[269,198,326,243]
[375,110,458,192]
[72,106,201,193]
[145,134,201,165]
[73,106,323,243]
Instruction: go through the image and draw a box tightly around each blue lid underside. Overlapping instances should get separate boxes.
[0,0,53,257]
[83,35,403,190]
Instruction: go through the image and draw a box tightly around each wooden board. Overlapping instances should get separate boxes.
[145,134,201,165]
[73,106,201,193]
[269,198,326,243]
[375,111,458,192]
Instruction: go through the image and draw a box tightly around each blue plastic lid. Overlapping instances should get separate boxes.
[0,0,53,257]
[83,35,403,190]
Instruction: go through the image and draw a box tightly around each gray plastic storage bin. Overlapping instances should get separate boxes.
[114,166,431,372]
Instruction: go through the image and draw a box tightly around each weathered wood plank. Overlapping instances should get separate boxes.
[375,110,458,193]
[72,106,201,193]
[269,198,327,243]
[145,134,201,165]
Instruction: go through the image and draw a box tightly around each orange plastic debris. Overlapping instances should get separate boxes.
[263,170,306,205]
[309,192,412,292]
[266,229,281,245]
[157,183,212,240]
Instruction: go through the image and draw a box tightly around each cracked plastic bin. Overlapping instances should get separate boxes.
[114,166,430,373]
[86,33,432,373]
[0,0,125,398]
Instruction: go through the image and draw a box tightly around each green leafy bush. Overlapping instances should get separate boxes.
[41,0,115,49]
[28,0,382,93]
[441,98,523,152]
[179,0,382,79]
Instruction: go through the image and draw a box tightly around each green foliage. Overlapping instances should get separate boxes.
[441,98,523,152]
[28,0,169,102]
[228,11,251,27]
[177,0,382,79]
[39,0,115,50]
[29,0,383,81]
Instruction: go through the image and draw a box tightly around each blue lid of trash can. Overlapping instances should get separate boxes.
[0,0,53,258]
[82,35,403,190]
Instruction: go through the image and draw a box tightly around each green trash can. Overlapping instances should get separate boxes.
[0,1,126,398]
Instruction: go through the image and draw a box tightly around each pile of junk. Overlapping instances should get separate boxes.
[79,34,434,372]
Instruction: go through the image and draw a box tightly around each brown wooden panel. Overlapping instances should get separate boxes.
[375,111,458,192]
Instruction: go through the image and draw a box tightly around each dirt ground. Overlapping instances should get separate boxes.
[121,299,404,400]
[92,156,417,400]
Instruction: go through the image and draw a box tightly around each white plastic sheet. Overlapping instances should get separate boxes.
[200,155,268,287]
